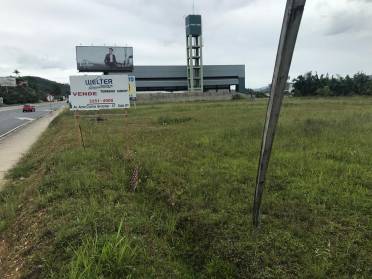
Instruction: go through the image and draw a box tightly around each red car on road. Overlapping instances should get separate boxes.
[22,104,36,112]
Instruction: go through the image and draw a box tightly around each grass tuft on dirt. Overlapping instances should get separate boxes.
[0,97,371,278]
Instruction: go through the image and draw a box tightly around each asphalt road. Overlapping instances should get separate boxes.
[0,102,66,139]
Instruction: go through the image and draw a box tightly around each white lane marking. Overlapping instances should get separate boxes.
[17,117,35,121]
[0,106,22,112]
[0,102,63,112]
[0,108,57,140]
[0,122,31,140]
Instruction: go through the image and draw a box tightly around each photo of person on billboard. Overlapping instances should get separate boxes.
[76,46,134,72]
[104,48,117,67]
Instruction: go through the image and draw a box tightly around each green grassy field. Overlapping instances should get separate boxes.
[0,97,371,278]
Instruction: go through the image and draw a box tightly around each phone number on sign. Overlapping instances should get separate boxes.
[89,99,113,104]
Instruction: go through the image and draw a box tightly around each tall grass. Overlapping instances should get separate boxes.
[69,221,140,279]
[0,97,371,278]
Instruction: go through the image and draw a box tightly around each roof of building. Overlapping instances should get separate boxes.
[131,65,245,79]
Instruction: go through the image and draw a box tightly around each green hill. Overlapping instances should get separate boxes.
[0,76,70,105]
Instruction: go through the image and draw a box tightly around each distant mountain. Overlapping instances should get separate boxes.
[0,76,70,105]
[22,76,70,98]
[254,85,270,93]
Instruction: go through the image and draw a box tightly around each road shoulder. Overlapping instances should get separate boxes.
[0,107,65,190]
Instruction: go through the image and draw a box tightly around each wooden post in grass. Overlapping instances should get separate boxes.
[74,111,79,146]
[253,0,306,227]
[78,121,86,150]
[124,108,128,151]
[74,111,85,150]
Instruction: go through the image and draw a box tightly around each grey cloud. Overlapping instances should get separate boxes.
[92,0,254,25]
[348,0,372,2]
[16,54,67,70]
[0,46,70,71]
[324,6,372,36]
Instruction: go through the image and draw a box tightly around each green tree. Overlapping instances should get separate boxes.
[315,86,333,97]
[353,73,370,95]
[292,72,371,96]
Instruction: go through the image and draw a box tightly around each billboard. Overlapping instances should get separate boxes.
[0,77,16,87]
[76,46,133,72]
[69,75,130,111]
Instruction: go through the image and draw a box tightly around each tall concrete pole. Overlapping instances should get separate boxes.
[253,0,306,227]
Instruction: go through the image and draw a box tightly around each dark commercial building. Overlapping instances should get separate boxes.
[130,65,245,92]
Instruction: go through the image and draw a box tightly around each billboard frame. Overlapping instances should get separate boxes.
[76,46,134,73]
[69,74,130,111]
[0,77,17,87]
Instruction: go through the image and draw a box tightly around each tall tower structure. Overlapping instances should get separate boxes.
[186,15,203,92]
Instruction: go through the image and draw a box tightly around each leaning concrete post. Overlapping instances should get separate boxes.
[253,0,306,227]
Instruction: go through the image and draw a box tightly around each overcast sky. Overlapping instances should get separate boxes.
[0,0,371,88]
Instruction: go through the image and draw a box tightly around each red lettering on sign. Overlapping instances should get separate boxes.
[72,92,97,96]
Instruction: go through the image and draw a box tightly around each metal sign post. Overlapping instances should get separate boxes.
[253,0,306,227]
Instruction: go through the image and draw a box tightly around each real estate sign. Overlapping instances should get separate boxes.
[69,75,130,111]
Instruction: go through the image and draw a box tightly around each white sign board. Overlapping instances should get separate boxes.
[69,75,130,111]
[0,77,16,87]
[46,95,54,102]
[128,76,136,100]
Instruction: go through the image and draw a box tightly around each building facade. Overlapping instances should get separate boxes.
[129,65,245,92]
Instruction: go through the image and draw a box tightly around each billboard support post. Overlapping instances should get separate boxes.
[78,122,85,150]
[252,0,306,227]
[128,76,137,110]
[74,111,85,150]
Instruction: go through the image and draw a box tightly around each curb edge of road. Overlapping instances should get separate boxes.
[0,106,67,141]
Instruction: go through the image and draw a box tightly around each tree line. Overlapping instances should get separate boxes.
[0,76,70,105]
[292,72,372,97]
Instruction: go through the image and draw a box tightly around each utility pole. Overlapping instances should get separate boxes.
[253,0,306,227]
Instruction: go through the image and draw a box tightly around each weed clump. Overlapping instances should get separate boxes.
[69,222,142,278]
[158,115,192,125]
